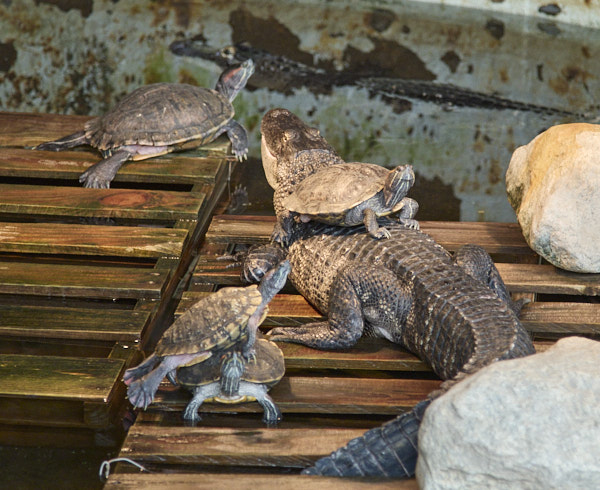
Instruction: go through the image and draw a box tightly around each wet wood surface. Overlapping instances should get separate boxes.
[0,111,231,445]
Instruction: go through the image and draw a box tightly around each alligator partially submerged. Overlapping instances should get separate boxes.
[170,39,578,117]
[234,108,536,477]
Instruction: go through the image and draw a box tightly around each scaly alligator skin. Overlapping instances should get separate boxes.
[170,39,579,117]
[242,222,535,477]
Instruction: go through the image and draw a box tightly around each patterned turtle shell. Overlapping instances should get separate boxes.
[282,162,392,217]
[176,338,285,390]
[84,83,234,154]
[155,285,265,360]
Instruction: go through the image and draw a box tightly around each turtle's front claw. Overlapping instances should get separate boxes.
[371,227,391,240]
[400,218,420,230]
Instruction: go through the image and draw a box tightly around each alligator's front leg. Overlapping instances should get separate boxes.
[267,265,412,349]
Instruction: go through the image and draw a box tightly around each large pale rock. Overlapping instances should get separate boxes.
[506,123,600,272]
[416,337,600,490]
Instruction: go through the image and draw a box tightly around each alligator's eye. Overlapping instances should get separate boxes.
[220,46,236,60]
[283,129,298,142]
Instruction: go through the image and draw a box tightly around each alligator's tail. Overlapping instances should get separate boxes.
[302,399,430,477]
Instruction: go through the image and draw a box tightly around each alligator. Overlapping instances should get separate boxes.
[170,39,579,117]
[232,108,536,477]
[241,222,535,477]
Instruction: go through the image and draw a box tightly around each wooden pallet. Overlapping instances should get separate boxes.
[106,214,599,486]
[0,112,232,447]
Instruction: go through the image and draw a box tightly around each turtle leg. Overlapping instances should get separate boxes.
[363,208,391,239]
[122,353,159,386]
[220,351,246,396]
[239,381,282,425]
[268,265,412,349]
[183,382,222,422]
[33,130,87,151]
[396,197,420,230]
[221,120,249,161]
[79,149,133,189]
[127,351,209,410]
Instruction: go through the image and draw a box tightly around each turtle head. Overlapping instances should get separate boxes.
[215,59,255,101]
[257,259,291,303]
[384,164,415,207]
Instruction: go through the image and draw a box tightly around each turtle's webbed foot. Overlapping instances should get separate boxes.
[127,380,155,410]
[79,170,111,189]
[233,149,248,162]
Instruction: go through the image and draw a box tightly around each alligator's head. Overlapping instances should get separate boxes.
[260,108,338,189]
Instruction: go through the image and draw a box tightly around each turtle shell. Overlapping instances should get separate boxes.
[282,162,389,216]
[84,83,234,151]
[176,338,285,388]
[155,285,264,359]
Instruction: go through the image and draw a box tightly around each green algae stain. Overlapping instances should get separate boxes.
[143,49,176,84]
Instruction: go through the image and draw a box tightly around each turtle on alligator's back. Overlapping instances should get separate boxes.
[232,108,536,477]
[33,60,255,188]
[123,260,290,411]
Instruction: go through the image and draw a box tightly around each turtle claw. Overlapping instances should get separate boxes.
[371,227,391,240]
[400,218,420,230]
[127,380,154,410]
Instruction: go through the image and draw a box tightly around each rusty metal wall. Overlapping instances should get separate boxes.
[1,0,599,221]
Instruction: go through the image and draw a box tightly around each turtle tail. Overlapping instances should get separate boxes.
[33,130,88,151]
[302,399,430,477]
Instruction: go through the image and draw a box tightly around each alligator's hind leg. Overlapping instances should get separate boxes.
[267,265,412,349]
[454,244,525,314]
[33,130,87,151]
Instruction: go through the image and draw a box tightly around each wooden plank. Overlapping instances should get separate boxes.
[0,354,123,401]
[0,261,168,299]
[154,376,441,415]
[0,147,224,184]
[498,263,600,296]
[0,184,206,221]
[0,222,188,258]
[205,215,534,255]
[0,112,91,147]
[520,302,600,335]
[118,425,385,468]
[105,473,416,489]
[0,305,150,341]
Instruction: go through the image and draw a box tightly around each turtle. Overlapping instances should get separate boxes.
[281,162,419,239]
[176,338,285,425]
[33,59,255,188]
[123,259,290,410]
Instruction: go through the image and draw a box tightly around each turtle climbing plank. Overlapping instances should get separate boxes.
[0,110,231,446]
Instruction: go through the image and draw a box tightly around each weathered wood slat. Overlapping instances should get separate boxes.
[0,305,150,341]
[205,215,534,255]
[118,425,385,468]
[0,184,206,221]
[498,263,600,296]
[0,222,188,258]
[154,376,441,415]
[0,354,123,400]
[105,473,416,489]
[0,112,91,147]
[520,302,600,334]
[0,148,225,184]
[0,261,168,299]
